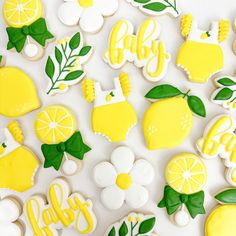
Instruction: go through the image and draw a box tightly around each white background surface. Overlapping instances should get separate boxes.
[0,0,236,235]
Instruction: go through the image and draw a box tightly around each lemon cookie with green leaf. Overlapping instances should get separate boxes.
[211,75,236,110]
[45,32,93,96]
[142,84,206,150]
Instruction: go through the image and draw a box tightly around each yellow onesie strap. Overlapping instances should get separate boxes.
[7,120,24,144]
[82,79,95,103]
[181,14,193,38]
[119,73,131,98]
[218,20,230,43]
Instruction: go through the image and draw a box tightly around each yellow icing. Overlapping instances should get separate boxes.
[3,0,43,28]
[78,0,93,8]
[218,20,230,43]
[34,105,77,144]
[177,41,223,83]
[0,146,39,192]
[119,73,131,98]
[82,79,95,103]
[92,101,137,142]
[165,153,207,194]
[181,14,193,37]
[205,205,236,236]
[8,120,24,144]
[25,180,96,235]
[0,67,40,118]
[116,173,132,190]
[142,97,193,150]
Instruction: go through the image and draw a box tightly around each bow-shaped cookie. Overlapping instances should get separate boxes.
[6,18,54,53]
[41,131,91,171]
[158,185,205,218]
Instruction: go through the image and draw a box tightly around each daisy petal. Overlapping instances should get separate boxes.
[101,185,125,210]
[111,146,135,174]
[80,7,104,33]
[125,184,149,208]
[131,160,154,185]
[58,1,82,26]
[94,0,119,16]
[94,162,117,188]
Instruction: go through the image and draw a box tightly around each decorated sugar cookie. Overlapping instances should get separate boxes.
[25,178,97,235]
[158,153,207,227]
[211,75,236,110]
[143,84,206,150]
[126,0,181,18]
[0,55,40,117]
[0,121,39,192]
[34,105,91,176]
[0,197,23,236]
[3,0,54,60]
[104,18,171,82]
[176,14,229,83]
[46,32,93,96]
[58,0,118,33]
[196,115,236,186]
[93,146,154,210]
[105,212,157,236]
[205,189,236,236]
[82,73,137,142]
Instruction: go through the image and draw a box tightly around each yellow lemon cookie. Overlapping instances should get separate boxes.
[0,121,39,192]
[158,153,207,227]
[0,58,40,117]
[143,84,206,150]
[206,189,236,236]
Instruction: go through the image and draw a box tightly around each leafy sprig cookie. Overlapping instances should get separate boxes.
[143,84,206,150]
[46,32,93,96]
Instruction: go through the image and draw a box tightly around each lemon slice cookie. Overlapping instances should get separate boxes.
[158,153,207,227]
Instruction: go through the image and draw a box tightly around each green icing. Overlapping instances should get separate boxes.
[187,95,206,117]
[143,2,168,12]
[64,70,84,81]
[215,189,236,204]
[45,56,55,79]
[138,217,156,234]
[217,77,236,86]
[158,185,205,219]
[119,222,128,236]
[55,47,63,64]
[108,227,116,236]
[134,0,151,3]
[214,88,234,101]
[79,46,92,56]
[41,131,91,171]
[69,32,81,50]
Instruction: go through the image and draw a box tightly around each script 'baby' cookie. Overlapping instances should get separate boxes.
[177,14,229,83]
[93,146,154,210]
[45,32,93,96]
[0,197,24,236]
[3,0,54,60]
[196,115,236,187]
[158,153,207,227]
[0,55,40,118]
[104,18,171,82]
[34,105,91,176]
[105,212,157,236]
[143,84,206,150]
[25,178,97,235]
[0,121,39,192]
[126,0,181,18]
[211,75,236,110]
[82,73,137,142]
[58,0,118,33]
[205,189,236,236]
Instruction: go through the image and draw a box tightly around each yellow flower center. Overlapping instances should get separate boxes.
[116,173,132,190]
[78,0,93,8]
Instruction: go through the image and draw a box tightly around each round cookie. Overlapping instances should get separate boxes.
[158,153,207,227]
[34,105,91,176]
[142,84,206,150]
[93,146,154,210]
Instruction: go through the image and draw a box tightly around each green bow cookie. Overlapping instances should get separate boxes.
[158,185,205,218]
[41,131,91,171]
[6,18,54,53]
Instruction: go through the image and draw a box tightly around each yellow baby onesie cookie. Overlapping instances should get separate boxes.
[0,121,39,192]
[82,73,137,142]
[0,56,40,118]
[177,14,229,83]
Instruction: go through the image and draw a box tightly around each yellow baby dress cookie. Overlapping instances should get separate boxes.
[0,56,40,118]
[82,73,137,142]
[158,153,207,227]
[206,189,236,236]
[0,121,39,192]
[176,14,229,83]
[142,84,206,150]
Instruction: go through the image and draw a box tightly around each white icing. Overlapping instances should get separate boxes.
[93,146,154,210]
[24,43,39,58]
[174,209,190,227]
[62,159,78,176]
